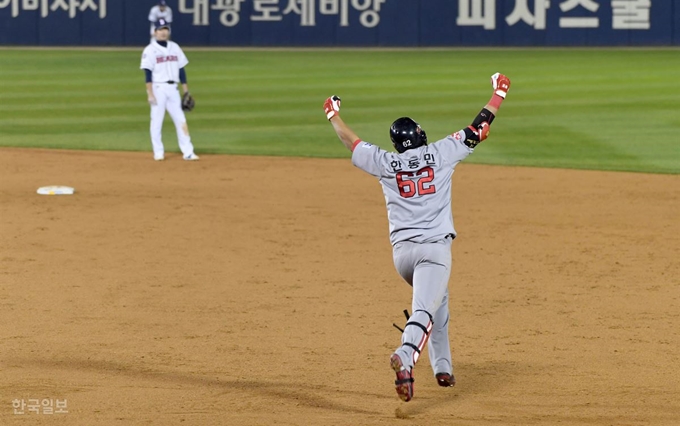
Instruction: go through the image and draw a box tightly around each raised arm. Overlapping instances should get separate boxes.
[324,96,361,152]
[462,73,511,148]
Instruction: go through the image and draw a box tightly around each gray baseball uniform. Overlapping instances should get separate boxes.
[352,130,473,374]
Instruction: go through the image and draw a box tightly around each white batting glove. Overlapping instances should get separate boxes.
[323,95,341,120]
[491,72,511,99]
[148,94,157,106]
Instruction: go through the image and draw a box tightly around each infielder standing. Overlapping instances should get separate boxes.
[140,19,199,161]
[323,73,511,402]
[148,0,173,40]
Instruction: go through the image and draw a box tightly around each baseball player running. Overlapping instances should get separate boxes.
[323,73,511,402]
[140,19,199,161]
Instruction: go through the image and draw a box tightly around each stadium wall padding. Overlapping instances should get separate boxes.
[0,0,677,46]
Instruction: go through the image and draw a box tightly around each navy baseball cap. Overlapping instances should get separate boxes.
[154,18,170,30]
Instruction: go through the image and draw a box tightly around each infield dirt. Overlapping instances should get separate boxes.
[1,148,678,425]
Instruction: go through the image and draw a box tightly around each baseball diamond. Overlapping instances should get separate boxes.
[1,148,678,424]
[0,46,678,425]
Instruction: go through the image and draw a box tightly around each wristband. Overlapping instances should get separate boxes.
[488,93,504,109]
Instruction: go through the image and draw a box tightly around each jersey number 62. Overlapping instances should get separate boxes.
[396,167,436,198]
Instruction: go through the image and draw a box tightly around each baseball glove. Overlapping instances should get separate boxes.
[182,92,195,112]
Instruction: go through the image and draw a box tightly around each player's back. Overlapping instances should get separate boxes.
[352,131,473,245]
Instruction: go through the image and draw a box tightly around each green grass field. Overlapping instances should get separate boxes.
[0,48,678,173]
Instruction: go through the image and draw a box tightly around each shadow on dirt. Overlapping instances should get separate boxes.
[14,357,384,415]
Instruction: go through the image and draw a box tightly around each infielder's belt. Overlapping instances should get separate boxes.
[154,81,176,84]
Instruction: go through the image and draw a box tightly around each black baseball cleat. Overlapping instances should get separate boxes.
[435,372,456,387]
[390,354,414,402]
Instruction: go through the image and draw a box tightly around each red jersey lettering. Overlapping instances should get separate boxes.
[156,55,179,64]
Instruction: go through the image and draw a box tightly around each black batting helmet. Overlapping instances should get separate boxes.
[390,117,427,153]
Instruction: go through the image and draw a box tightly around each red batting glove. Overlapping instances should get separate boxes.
[324,95,341,120]
[491,73,510,98]
[489,73,511,109]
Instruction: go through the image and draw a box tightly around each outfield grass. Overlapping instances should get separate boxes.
[0,48,678,173]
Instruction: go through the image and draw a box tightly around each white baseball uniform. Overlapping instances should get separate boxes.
[352,131,473,375]
[140,40,196,159]
[148,6,173,36]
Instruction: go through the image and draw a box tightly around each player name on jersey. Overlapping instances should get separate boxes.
[352,132,472,245]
